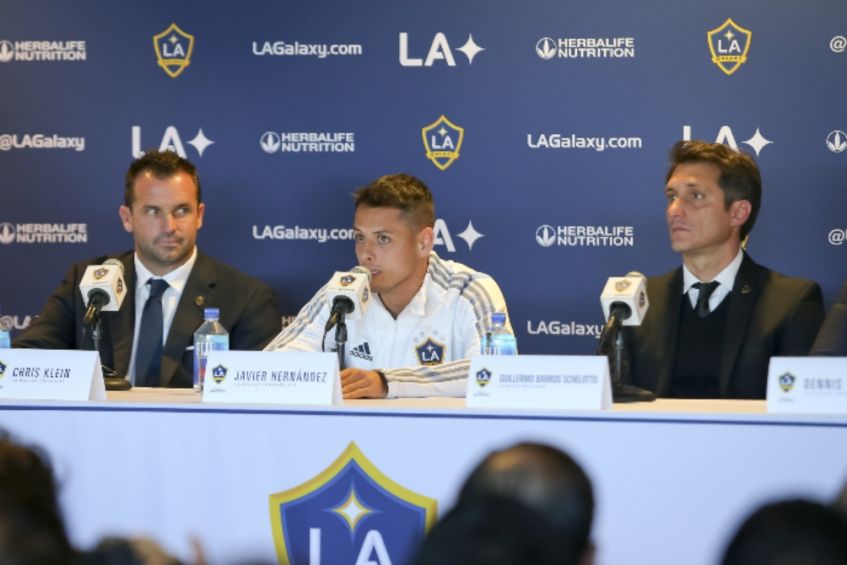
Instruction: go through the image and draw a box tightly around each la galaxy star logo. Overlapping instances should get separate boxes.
[211,364,227,385]
[422,115,464,171]
[153,23,194,78]
[93,268,108,280]
[778,372,796,393]
[269,442,437,565]
[707,18,751,76]
[415,337,446,366]
[476,368,492,388]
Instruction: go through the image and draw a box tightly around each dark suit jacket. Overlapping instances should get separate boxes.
[14,250,282,387]
[623,254,824,399]
[811,279,847,356]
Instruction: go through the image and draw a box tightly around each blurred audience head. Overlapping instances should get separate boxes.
[416,441,595,565]
[415,495,565,565]
[0,430,73,565]
[722,498,847,565]
[459,442,595,564]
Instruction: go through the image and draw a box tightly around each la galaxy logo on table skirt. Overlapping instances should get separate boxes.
[269,442,437,564]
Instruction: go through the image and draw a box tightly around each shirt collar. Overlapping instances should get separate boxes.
[134,246,198,293]
[404,273,428,317]
[682,248,743,294]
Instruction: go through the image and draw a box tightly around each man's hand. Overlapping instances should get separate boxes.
[340,368,387,399]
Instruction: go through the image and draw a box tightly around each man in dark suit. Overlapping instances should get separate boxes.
[14,150,281,388]
[623,141,824,399]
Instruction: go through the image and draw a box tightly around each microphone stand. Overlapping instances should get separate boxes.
[86,316,132,391]
[600,313,655,403]
[334,316,348,371]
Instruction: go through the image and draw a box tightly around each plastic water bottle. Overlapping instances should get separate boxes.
[193,308,229,392]
[0,310,10,349]
[481,312,517,355]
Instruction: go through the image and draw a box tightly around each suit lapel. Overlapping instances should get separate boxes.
[160,252,217,387]
[719,254,759,396]
[102,253,136,377]
[654,269,683,396]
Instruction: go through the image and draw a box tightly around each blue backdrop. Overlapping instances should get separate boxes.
[2,0,845,355]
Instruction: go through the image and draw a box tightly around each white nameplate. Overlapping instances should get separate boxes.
[0,349,105,401]
[202,351,341,405]
[767,357,847,414]
[466,355,611,410]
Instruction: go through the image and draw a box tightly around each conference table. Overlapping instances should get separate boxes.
[0,391,845,565]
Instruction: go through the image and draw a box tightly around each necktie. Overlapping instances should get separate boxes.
[135,279,170,387]
[692,281,720,318]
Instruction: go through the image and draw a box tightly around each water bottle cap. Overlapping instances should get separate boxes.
[203,307,220,319]
[491,312,506,325]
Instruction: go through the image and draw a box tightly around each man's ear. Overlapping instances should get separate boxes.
[729,199,752,228]
[418,226,434,257]
[118,205,133,234]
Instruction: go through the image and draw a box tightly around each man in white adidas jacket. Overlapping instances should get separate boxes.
[264,173,513,398]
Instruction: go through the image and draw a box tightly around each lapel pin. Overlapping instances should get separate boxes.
[741,285,752,295]
[195,295,205,306]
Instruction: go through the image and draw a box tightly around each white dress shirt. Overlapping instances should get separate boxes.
[126,247,198,384]
[682,248,744,312]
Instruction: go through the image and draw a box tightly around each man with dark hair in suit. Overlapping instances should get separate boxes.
[14,150,281,387]
[624,140,824,398]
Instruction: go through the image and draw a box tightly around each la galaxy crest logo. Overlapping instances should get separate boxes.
[211,364,227,385]
[778,372,796,393]
[269,442,437,564]
[93,268,108,280]
[415,337,445,366]
[422,115,464,171]
[0,360,6,378]
[614,279,631,292]
[707,18,751,76]
[153,23,194,78]
[476,367,492,388]
[340,274,356,287]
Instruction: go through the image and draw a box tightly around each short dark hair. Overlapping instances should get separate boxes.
[124,149,201,207]
[722,499,847,565]
[459,442,594,563]
[414,495,565,565]
[667,140,762,240]
[353,174,435,230]
[0,431,74,563]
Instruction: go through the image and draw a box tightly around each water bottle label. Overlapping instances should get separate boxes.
[194,335,229,391]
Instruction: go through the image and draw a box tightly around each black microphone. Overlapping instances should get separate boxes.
[84,289,111,325]
[325,296,356,333]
